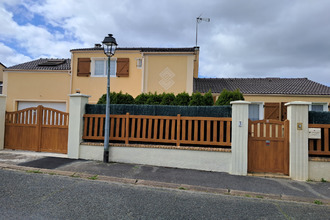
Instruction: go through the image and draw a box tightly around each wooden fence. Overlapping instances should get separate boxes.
[83,113,232,147]
[309,124,330,156]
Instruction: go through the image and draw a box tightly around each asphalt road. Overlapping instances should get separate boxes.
[0,169,329,220]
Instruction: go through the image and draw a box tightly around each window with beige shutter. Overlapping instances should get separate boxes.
[116,58,129,77]
[77,58,91,76]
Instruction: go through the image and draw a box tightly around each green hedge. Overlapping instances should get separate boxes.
[86,104,232,117]
[309,111,330,124]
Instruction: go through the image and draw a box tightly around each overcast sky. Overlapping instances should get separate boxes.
[1,0,330,86]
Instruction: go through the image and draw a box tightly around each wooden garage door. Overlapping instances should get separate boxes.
[5,105,69,154]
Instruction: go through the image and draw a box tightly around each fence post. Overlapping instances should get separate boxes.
[125,113,129,144]
[230,101,251,175]
[176,114,181,146]
[67,93,90,159]
[0,95,6,150]
[285,101,311,181]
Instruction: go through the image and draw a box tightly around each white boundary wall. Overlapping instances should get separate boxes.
[80,144,231,172]
[309,160,330,181]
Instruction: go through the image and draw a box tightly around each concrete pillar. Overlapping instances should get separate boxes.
[285,101,311,181]
[0,95,6,150]
[67,94,90,159]
[230,101,251,175]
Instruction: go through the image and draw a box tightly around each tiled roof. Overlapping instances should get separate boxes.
[0,62,6,68]
[7,58,71,71]
[70,47,197,53]
[194,78,330,95]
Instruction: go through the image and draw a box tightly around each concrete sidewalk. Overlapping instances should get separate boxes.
[0,150,329,205]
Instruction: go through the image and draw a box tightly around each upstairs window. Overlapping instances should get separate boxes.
[91,58,116,77]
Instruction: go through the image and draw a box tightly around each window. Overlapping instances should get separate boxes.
[309,103,328,112]
[249,102,264,121]
[91,58,116,77]
[0,82,2,94]
[249,104,260,121]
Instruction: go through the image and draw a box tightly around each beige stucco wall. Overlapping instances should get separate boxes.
[243,94,330,104]
[3,71,71,111]
[71,50,143,104]
[144,54,194,95]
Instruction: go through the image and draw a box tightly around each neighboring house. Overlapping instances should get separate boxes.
[3,46,199,111]
[3,59,71,112]
[194,78,330,120]
[0,62,6,94]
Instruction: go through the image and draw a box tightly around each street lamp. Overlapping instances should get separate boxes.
[102,34,118,163]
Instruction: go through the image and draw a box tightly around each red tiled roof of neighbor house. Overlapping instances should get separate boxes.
[6,58,71,71]
[193,78,330,95]
[70,47,197,53]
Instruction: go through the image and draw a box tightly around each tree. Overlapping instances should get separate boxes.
[173,92,191,106]
[160,93,175,105]
[215,89,244,105]
[203,90,214,106]
[189,92,205,106]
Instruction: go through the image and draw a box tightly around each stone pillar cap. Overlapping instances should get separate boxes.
[284,101,311,106]
[230,100,251,105]
[68,93,91,98]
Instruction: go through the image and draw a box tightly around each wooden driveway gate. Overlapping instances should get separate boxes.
[4,105,69,154]
[248,119,289,175]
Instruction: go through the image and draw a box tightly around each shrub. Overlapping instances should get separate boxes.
[97,92,117,104]
[160,93,175,105]
[203,90,214,106]
[189,92,205,106]
[134,93,151,105]
[115,91,134,104]
[215,89,244,105]
[173,92,191,106]
[146,92,163,105]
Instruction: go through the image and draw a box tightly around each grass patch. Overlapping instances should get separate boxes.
[321,178,327,182]
[245,194,251,197]
[307,178,313,182]
[88,175,99,180]
[48,172,57,175]
[256,195,264,199]
[178,187,187,190]
[26,170,42,174]
[314,200,323,205]
[70,173,80,178]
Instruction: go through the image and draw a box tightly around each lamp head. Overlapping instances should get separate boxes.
[102,34,117,57]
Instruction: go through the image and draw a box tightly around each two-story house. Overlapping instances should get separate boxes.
[3,46,199,111]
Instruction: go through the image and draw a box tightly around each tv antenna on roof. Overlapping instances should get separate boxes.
[196,14,210,47]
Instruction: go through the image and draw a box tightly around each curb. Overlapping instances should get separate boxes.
[0,163,329,206]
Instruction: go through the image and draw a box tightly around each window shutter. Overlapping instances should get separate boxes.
[77,58,91,76]
[116,58,129,77]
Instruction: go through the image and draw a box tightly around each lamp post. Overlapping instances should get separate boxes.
[102,34,117,163]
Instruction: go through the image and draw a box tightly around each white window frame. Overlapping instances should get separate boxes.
[91,57,117,77]
[309,102,328,112]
